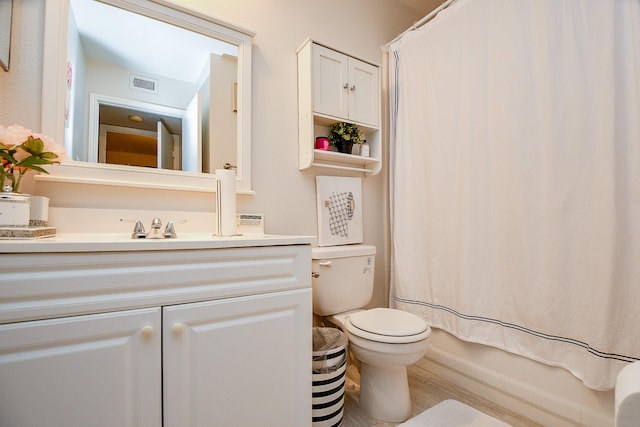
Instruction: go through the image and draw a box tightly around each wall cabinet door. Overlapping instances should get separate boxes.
[163,288,312,427]
[312,43,379,127]
[0,308,162,427]
[312,44,349,120]
[347,58,379,126]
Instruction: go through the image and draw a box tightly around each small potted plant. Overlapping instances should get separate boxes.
[328,122,363,154]
[0,124,63,228]
[0,125,63,194]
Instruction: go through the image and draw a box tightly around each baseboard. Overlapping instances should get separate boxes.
[420,344,614,427]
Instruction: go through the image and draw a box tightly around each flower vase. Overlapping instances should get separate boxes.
[341,141,353,155]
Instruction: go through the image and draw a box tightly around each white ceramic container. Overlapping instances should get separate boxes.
[0,193,30,227]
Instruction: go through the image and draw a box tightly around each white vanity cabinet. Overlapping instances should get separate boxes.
[0,237,313,427]
[298,39,382,174]
[0,308,162,427]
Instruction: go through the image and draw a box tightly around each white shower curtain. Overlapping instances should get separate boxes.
[389,0,640,390]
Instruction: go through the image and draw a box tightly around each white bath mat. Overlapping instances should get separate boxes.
[398,399,512,427]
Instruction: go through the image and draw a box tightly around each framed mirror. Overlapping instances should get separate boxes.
[40,0,254,193]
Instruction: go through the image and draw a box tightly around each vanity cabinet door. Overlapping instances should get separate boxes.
[0,308,162,427]
[163,288,312,427]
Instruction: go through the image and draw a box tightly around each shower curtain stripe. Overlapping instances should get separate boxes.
[388,0,640,390]
[395,297,640,364]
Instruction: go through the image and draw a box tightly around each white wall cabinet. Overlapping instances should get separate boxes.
[0,241,312,427]
[298,39,382,174]
[311,43,379,127]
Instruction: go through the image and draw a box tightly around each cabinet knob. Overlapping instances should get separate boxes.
[171,323,185,335]
[141,325,154,338]
[350,85,356,91]
[343,83,349,89]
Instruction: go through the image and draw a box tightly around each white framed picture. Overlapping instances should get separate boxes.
[316,176,363,246]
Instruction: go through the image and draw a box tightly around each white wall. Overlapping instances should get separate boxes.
[0,0,616,425]
[0,0,44,131]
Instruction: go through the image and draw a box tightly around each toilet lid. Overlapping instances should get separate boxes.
[346,308,430,344]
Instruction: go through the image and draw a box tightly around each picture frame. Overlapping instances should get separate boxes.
[316,176,363,246]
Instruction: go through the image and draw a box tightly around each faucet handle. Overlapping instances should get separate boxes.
[121,218,146,239]
[164,219,187,239]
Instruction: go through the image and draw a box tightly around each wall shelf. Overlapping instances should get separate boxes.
[297,39,381,175]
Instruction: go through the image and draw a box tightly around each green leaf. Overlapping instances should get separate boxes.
[24,165,49,174]
[0,152,17,163]
[16,156,54,168]
[40,152,59,160]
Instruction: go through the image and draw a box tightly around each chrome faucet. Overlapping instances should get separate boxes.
[121,218,186,239]
[146,217,164,239]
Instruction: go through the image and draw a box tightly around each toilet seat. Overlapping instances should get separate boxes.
[345,308,430,344]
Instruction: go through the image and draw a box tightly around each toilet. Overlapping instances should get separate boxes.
[312,244,431,423]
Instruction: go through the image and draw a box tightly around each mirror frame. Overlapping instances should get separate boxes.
[40,0,255,194]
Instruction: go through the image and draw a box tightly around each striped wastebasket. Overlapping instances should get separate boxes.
[312,327,348,427]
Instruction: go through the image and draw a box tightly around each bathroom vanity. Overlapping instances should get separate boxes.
[0,235,313,427]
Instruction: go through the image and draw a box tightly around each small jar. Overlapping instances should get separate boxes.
[315,137,330,151]
[360,141,370,157]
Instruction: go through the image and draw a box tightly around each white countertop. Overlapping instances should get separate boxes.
[0,233,316,253]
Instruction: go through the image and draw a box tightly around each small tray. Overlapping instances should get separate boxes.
[0,226,56,240]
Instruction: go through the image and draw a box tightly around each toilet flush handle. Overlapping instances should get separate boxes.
[312,260,331,278]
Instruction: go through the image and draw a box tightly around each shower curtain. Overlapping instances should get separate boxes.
[389,0,640,390]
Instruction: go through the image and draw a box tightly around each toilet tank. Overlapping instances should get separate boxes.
[311,244,376,316]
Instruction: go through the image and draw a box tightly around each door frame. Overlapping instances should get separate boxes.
[88,93,184,164]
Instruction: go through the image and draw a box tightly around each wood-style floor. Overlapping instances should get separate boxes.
[342,359,545,427]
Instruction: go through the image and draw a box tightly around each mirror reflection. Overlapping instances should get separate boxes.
[66,0,239,173]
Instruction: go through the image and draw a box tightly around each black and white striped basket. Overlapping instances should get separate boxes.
[312,348,347,427]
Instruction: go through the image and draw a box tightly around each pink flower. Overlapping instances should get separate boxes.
[0,124,33,148]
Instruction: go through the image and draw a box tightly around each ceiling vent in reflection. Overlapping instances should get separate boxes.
[130,74,158,94]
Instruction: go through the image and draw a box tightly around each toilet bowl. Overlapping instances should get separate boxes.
[330,308,430,422]
[312,245,431,422]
